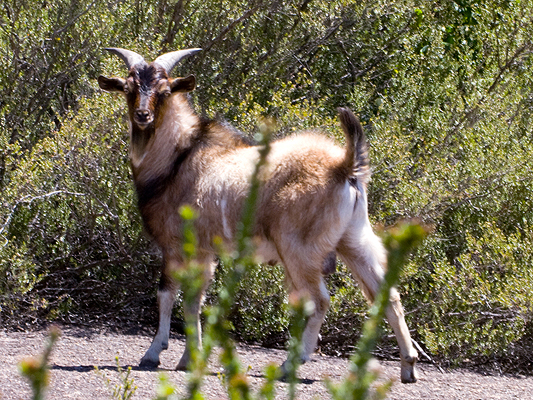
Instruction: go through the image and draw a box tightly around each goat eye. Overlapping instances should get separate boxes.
[124,83,134,94]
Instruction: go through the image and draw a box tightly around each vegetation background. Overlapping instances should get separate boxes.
[1,0,532,373]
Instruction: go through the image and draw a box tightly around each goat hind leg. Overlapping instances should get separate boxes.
[386,287,418,383]
[300,279,330,362]
[337,233,418,383]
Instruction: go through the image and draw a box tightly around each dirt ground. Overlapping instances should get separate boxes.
[1,325,532,400]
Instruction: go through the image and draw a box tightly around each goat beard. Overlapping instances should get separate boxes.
[130,125,155,165]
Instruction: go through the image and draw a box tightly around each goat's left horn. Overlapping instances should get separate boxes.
[154,48,202,73]
[105,48,146,69]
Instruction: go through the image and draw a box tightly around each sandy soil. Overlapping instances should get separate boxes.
[1,326,532,399]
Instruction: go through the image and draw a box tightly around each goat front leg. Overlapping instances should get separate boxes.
[139,255,214,370]
[281,265,330,374]
[175,292,203,370]
[175,258,215,370]
[140,278,177,369]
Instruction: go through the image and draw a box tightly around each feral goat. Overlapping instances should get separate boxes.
[98,48,418,383]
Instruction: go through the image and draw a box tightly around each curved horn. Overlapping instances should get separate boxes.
[154,48,202,73]
[105,48,145,70]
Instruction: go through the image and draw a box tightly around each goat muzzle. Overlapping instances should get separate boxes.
[134,109,154,128]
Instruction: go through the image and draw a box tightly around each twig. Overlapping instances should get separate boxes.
[51,0,97,37]
[442,41,532,144]
[202,5,262,53]
[411,338,445,373]
[0,190,86,238]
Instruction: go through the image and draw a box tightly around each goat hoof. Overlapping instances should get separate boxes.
[139,358,160,369]
[277,362,289,382]
[278,357,307,381]
[175,364,187,371]
[401,370,418,384]
[175,355,190,371]
[400,356,418,383]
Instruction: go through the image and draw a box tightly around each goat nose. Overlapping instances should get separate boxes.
[135,109,150,122]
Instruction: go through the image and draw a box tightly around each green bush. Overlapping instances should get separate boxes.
[403,222,533,365]
[0,94,156,325]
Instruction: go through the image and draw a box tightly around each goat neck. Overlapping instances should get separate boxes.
[130,93,200,184]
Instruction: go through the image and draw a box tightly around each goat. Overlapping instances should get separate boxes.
[97,47,418,383]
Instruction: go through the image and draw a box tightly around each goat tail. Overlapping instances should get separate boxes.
[337,107,370,184]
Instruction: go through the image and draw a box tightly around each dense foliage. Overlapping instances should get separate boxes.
[1,0,532,372]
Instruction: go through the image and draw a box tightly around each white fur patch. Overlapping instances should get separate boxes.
[220,198,232,239]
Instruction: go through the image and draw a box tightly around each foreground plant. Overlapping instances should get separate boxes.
[95,356,138,400]
[17,223,424,400]
[18,326,61,400]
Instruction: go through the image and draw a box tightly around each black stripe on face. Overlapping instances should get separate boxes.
[135,64,167,90]
[126,64,169,115]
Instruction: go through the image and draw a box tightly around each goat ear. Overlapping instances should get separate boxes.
[98,75,126,92]
[170,75,196,93]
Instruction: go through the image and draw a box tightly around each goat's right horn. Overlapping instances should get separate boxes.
[105,48,145,70]
[154,48,202,73]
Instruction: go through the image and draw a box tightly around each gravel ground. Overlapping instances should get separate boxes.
[2,326,533,399]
